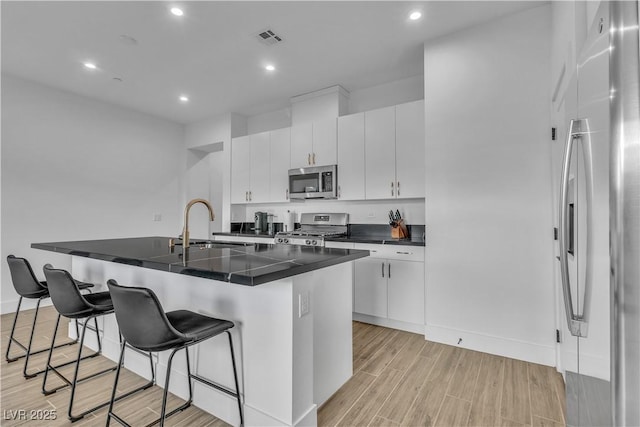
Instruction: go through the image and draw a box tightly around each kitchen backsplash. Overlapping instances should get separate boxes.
[230,198,425,227]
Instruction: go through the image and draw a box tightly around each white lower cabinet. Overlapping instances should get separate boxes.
[387,260,424,324]
[353,244,424,331]
[354,258,388,317]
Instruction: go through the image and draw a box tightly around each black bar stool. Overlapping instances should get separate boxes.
[42,264,154,422]
[106,279,243,427]
[5,255,94,378]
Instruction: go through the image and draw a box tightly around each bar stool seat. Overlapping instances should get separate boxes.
[42,264,154,422]
[106,280,243,427]
[5,255,94,379]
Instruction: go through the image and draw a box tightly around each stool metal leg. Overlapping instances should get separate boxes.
[227,331,244,426]
[41,314,105,396]
[5,296,80,378]
[158,347,192,427]
[106,332,243,427]
[106,340,156,427]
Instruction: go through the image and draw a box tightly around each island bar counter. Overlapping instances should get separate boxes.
[32,237,369,426]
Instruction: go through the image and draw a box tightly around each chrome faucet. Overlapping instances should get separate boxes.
[180,198,215,248]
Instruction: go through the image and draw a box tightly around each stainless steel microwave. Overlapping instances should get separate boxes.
[288,165,338,199]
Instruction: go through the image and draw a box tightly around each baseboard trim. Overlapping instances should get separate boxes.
[352,313,424,334]
[425,323,556,366]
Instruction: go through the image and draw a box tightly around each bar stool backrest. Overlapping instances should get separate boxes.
[107,280,189,352]
[7,255,47,298]
[43,264,93,318]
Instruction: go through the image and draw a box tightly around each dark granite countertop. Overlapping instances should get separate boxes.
[214,223,426,247]
[31,236,369,286]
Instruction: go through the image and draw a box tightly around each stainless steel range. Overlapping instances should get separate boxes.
[274,213,348,247]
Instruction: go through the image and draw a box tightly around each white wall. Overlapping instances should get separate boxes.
[423,5,556,365]
[184,113,246,237]
[348,75,423,114]
[1,74,185,313]
[247,108,291,135]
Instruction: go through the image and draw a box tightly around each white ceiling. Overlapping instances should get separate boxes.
[1,1,544,124]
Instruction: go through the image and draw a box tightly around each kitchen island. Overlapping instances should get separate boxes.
[32,237,369,426]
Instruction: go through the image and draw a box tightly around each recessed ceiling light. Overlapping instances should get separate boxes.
[83,62,97,70]
[170,7,184,16]
[265,64,276,71]
[409,11,423,20]
[179,95,189,102]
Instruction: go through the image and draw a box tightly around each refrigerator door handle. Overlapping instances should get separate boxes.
[559,118,589,338]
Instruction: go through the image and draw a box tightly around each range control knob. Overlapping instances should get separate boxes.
[284,239,289,244]
[311,240,318,246]
[276,238,283,243]
[305,239,311,245]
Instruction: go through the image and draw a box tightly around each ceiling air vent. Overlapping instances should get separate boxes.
[255,28,283,46]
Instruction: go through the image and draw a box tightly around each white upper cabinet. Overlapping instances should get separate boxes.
[230,132,270,204]
[249,131,270,203]
[230,135,251,204]
[364,106,397,199]
[362,101,425,200]
[312,118,338,166]
[290,123,313,169]
[395,100,425,199]
[230,100,424,204]
[269,127,291,202]
[337,112,365,200]
[290,119,337,168]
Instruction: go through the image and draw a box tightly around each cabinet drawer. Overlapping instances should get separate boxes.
[353,244,424,262]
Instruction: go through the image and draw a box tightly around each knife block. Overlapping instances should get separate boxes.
[391,220,409,239]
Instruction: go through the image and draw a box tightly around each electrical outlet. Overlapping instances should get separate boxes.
[367,212,375,218]
[298,291,310,318]
[152,214,162,222]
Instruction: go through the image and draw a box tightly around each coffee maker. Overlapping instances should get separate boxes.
[254,211,268,234]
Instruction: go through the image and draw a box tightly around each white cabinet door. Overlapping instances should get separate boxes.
[290,123,313,169]
[387,260,424,325]
[395,100,425,199]
[365,106,396,200]
[354,258,388,317]
[249,131,270,203]
[231,135,251,204]
[270,127,291,202]
[312,118,337,166]
[337,113,365,200]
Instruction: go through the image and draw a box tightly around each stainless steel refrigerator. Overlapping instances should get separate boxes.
[558,1,639,425]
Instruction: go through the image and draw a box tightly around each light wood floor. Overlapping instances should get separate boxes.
[1,306,566,426]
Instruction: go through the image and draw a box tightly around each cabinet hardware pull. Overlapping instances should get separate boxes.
[312,152,316,165]
[388,263,391,278]
[391,182,394,196]
[245,191,248,202]
[396,251,411,255]
[397,181,400,196]
[308,153,311,165]
[286,189,289,199]
[381,262,385,278]
[249,191,252,201]
[338,185,341,198]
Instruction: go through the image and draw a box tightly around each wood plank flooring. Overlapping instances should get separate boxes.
[319,322,566,427]
[1,307,566,426]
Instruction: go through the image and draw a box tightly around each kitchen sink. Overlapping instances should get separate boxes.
[190,241,250,249]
